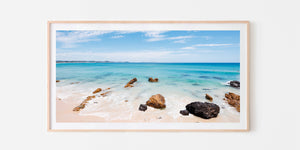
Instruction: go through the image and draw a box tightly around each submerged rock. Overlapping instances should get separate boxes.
[139,104,147,111]
[229,81,240,88]
[148,77,159,82]
[224,92,240,112]
[124,78,137,88]
[70,82,80,84]
[146,94,166,109]
[205,94,213,101]
[180,110,189,116]
[186,102,220,119]
[92,88,102,94]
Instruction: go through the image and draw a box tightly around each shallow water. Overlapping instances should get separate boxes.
[56,63,240,122]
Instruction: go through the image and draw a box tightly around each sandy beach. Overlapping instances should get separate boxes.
[56,82,240,123]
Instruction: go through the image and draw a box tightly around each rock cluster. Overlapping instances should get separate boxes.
[185,102,220,119]
[148,77,159,82]
[73,95,96,111]
[224,92,240,112]
[146,94,166,109]
[124,78,137,88]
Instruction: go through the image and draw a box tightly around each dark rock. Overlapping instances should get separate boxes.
[148,77,159,82]
[205,94,213,101]
[192,83,200,86]
[180,110,189,116]
[186,102,220,119]
[125,78,137,88]
[146,94,166,109]
[56,80,60,83]
[229,81,240,88]
[139,104,147,111]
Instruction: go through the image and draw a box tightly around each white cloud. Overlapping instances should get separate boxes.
[56,31,112,48]
[144,32,194,43]
[181,46,195,50]
[181,43,233,50]
[111,35,124,39]
[194,44,232,47]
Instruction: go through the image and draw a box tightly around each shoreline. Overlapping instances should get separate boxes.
[56,84,240,123]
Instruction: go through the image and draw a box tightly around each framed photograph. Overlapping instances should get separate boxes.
[48,21,249,131]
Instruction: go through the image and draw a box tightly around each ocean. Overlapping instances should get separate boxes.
[56,63,240,122]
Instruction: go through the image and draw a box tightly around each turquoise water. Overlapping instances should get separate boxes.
[56,63,240,121]
[56,63,240,88]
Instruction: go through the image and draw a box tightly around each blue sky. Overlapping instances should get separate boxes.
[56,30,240,62]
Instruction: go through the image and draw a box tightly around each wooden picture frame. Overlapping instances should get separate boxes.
[48,21,250,131]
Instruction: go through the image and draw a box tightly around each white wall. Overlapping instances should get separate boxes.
[0,0,299,150]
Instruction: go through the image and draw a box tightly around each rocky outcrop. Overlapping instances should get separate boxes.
[124,78,137,88]
[224,92,240,112]
[180,110,189,116]
[73,95,96,111]
[229,81,240,88]
[92,88,102,94]
[148,77,159,82]
[146,94,166,109]
[139,104,147,111]
[205,94,213,101]
[186,102,220,119]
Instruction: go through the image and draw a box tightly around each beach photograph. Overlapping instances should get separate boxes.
[55,29,241,123]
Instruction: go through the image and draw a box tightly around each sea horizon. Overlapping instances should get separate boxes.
[56,60,240,64]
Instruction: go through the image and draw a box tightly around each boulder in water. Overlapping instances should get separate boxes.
[148,77,159,82]
[124,78,137,88]
[229,81,240,88]
[146,94,166,109]
[186,102,220,119]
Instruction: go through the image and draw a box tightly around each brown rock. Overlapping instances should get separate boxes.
[73,95,96,111]
[224,92,240,112]
[92,88,102,94]
[56,80,60,83]
[148,77,159,82]
[205,94,213,101]
[124,78,137,88]
[125,100,128,102]
[73,104,85,111]
[101,91,111,97]
[146,94,166,109]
